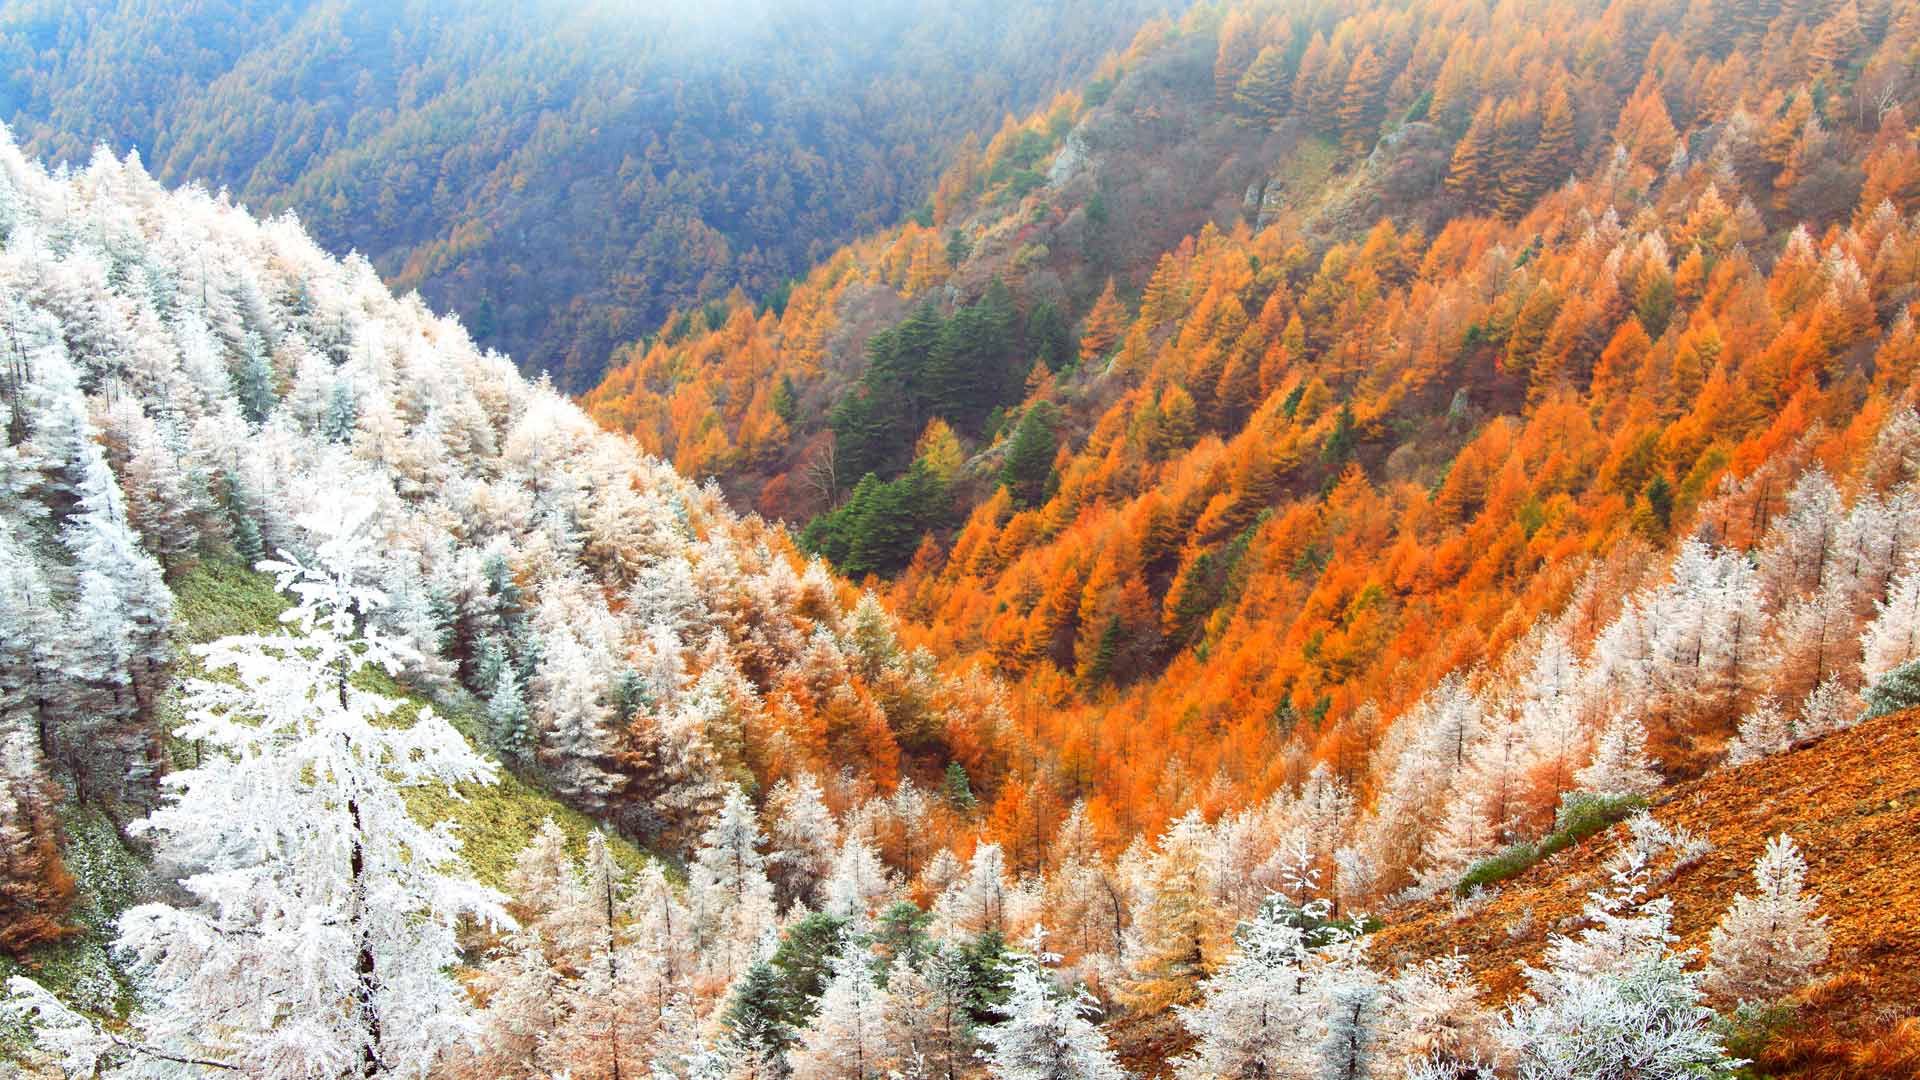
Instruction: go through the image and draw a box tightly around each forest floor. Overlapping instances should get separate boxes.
[1113,707,1920,1078]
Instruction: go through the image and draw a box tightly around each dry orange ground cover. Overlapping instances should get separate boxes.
[1111,708,1920,1077]
[1370,707,1920,1078]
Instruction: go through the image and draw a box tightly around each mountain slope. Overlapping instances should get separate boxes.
[0,120,1012,944]
[0,0,1185,390]
[5,1,1920,1076]
[585,0,1920,863]
[1368,706,1920,1077]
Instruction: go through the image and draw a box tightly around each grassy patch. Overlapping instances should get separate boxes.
[1261,134,1340,214]
[1456,792,1646,897]
[170,558,292,644]
[0,806,147,1019]
[172,561,653,887]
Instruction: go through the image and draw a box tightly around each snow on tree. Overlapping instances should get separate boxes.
[0,729,75,956]
[1793,678,1855,740]
[691,785,779,979]
[934,840,1012,940]
[1861,559,1920,683]
[1574,712,1662,797]
[890,779,935,881]
[1704,834,1829,1005]
[487,661,533,763]
[1769,579,1860,704]
[768,771,841,911]
[627,860,695,1021]
[630,666,731,850]
[453,822,577,1079]
[628,553,708,640]
[1176,895,1334,1080]
[62,447,173,734]
[1861,654,1920,719]
[1647,539,1770,718]
[1758,467,1844,603]
[532,626,628,812]
[1046,802,1126,965]
[1125,810,1224,1009]
[1500,842,1738,1080]
[1726,700,1794,764]
[790,945,890,1080]
[877,945,980,1080]
[1358,675,1485,893]
[1424,714,1527,886]
[1318,979,1382,1080]
[536,830,665,1080]
[1515,627,1589,814]
[823,827,895,922]
[979,933,1128,1080]
[7,501,507,1077]
[1380,955,1497,1074]
[119,406,211,566]
[1830,487,1920,616]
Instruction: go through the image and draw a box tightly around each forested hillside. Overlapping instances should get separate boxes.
[6,0,1920,1076]
[0,0,1183,390]
[585,0,1920,848]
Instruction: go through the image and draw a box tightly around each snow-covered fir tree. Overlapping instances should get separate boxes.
[1704,834,1829,1005]
[979,935,1128,1080]
[789,945,890,1080]
[6,502,506,1077]
[1500,844,1738,1080]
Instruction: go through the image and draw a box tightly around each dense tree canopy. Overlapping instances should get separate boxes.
[0,0,1184,390]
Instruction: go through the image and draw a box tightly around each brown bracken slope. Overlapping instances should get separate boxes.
[1369,707,1920,1079]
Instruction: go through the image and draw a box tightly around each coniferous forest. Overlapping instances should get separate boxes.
[4,1,1920,1078]
[0,0,1178,390]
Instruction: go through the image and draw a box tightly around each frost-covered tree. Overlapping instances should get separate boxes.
[1380,955,1496,1074]
[7,502,507,1077]
[768,771,840,911]
[935,840,1012,940]
[1574,713,1661,797]
[878,945,980,1080]
[790,946,890,1080]
[61,448,173,778]
[1425,715,1527,885]
[541,831,663,1080]
[0,729,74,956]
[1769,579,1859,703]
[0,528,64,753]
[823,828,894,922]
[1318,980,1382,1080]
[691,785,778,978]
[1861,560,1920,683]
[1125,810,1223,1009]
[979,936,1127,1080]
[487,662,533,763]
[1704,834,1829,1005]
[1793,678,1854,740]
[1725,700,1794,764]
[453,822,577,1080]
[1500,845,1737,1080]
[1176,896,1332,1080]
[1861,655,1920,720]
[1758,468,1844,602]
[532,626,627,812]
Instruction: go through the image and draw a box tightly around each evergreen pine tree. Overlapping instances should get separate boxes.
[1861,655,1920,720]
[1001,404,1058,508]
